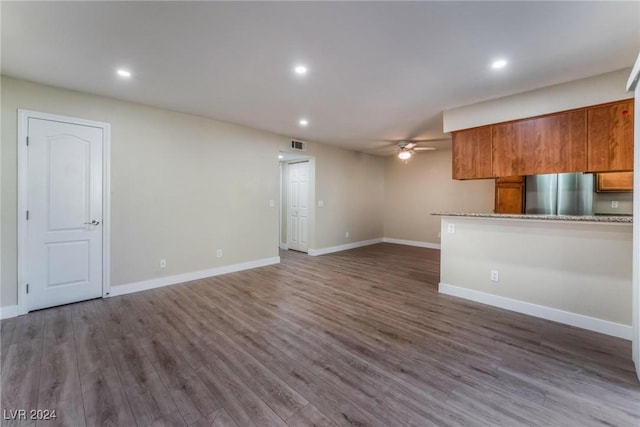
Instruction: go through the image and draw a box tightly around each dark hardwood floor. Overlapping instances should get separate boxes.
[1,243,639,426]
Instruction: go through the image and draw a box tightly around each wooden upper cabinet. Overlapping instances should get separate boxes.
[492,110,587,176]
[452,126,492,179]
[596,172,633,192]
[587,99,634,172]
[451,98,634,180]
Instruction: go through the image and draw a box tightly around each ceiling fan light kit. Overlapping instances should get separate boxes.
[395,140,436,160]
[398,150,412,160]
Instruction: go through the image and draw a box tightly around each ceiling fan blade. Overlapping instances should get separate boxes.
[414,147,437,151]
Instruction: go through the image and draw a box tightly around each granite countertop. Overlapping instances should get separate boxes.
[432,212,633,223]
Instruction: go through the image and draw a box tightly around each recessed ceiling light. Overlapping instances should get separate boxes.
[117,69,132,78]
[299,119,309,127]
[491,59,508,70]
[294,65,308,75]
[278,154,284,159]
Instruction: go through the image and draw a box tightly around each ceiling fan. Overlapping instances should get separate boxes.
[395,140,436,160]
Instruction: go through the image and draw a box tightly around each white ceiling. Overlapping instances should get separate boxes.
[2,2,639,155]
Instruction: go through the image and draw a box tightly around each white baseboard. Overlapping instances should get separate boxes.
[307,237,441,256]
[0,305,18,320]
[439,282,632,340]
[308,238,383,256]
[279,243,288,250]
[110,256,280,297]
[382,238,441,250]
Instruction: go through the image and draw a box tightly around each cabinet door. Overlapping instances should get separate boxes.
[596,172,633,192]
[492,111,586,176]
[495,181,524,214]
[521,111,587,175]
[491,122,519,176]
[587,100,634,172]
[452,126,492,179]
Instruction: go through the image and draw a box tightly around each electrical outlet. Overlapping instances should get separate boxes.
[345,231,350,238]
[216,249,222,258]
[447,223,456,233]
[160,259,166,268]
[491,270,499,282]
[318,200,324,208]
[611,201,619,208]
[268,199,275,208]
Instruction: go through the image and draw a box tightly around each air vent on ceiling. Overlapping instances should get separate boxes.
[291,139,307,151]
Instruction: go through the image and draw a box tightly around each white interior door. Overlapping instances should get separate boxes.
[288,161,309,252]
[26,117,104,311]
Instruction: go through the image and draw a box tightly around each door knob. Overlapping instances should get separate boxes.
[84,220,100,225]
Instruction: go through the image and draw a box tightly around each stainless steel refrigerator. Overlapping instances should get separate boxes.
[525,173,594,216]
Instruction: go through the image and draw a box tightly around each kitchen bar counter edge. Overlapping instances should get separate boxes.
[432,212,632,224]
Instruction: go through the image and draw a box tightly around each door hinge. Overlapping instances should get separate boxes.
[26,210,29,220]
[26,284,29,294]
[26,137,30,146]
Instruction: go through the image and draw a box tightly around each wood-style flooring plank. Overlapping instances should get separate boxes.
[206,330,308,420]
[1,339,43,427]
[107,333,177,426]
[80,366,136,427]
[189,409,238,427]
[1,311,46,427]
[147,411,187,427]
[35,344,84,427]
[286,404,336,427]
[69,300,139,427]
[71,301,115,377]
[196,360,287,427]
[140,333,221,425]
[41,306,74,348]
[1,317,17,368]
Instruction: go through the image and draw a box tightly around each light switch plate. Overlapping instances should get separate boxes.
[447,223,455,233]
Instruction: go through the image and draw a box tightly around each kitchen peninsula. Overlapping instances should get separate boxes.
[434,212,632,339]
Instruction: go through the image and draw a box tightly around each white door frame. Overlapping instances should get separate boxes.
[627,53,640,381]
[17,109,111,315]
[278,162,287,250]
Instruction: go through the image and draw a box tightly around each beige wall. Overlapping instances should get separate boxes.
[1,76,385,308]
[383,149,494,245]
[310,144,385,248]
[440,217,632,325]
[443,68,632,132]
